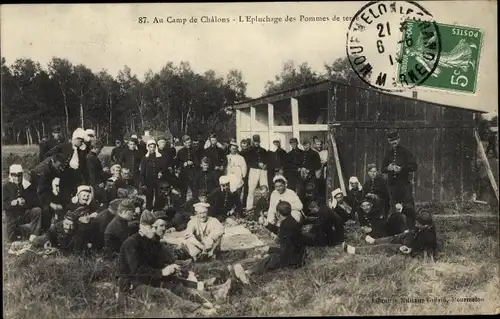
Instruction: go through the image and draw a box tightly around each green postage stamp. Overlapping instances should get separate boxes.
[398,21,483,94]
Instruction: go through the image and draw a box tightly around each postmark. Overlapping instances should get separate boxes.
[398,22,483,94]
[346,1,442,92]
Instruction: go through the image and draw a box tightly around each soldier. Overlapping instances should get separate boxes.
[176,135,200,202]
[139,139,164,210]
[267,138,287,191]
[208,175,244,223]
[117,136,143,188]
[3,164,43,242]
[381,129,418,229]
[285,138,304,194]
[87,140,106,189]
[157,135,177,174]
[83,129,97,154]
[296,140,322,199]
[111,138,126,164]
[314,139,328,198]
[204,133,227,178]
[245,134,269,211]
[192,157,219,200]
[45,128,90,203]
[39,124,65,162]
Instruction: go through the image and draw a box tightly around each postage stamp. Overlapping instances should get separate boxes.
[397,22,483,94]
[346,1,442,92]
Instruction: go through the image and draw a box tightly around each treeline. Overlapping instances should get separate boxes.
[1,57,247,145]
[1,55,365,145]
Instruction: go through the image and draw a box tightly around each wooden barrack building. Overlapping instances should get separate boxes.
[233,80,486,204]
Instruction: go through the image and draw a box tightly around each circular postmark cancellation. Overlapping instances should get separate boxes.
[346,1,442,92]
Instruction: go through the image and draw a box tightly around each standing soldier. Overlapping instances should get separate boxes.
[285,138,304,194]
[267,138,287,190]
[157,135,177,174]
[381,129,418,229]
[245,134,269,212]
[296,140,322,200]
[118,136,143,188]
[177,135,200,202]
[485,126,498,159]
[87,140,106,189]
[204,133,227,179]
[139,139,164,210]
[192,157,219,200]
[83,129,96,154]
[45,128,90,204]
[314,140,328,198]
[226,141,247,197]
[39,124,65,162]
[111,138,125,164]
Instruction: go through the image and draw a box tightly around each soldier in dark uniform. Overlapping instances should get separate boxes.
[117,136,143,188]
[45,128,90,204]
[111,139,126,164]
[245,134,269,211]
[208,175,244,223]
[39,124,65,162]
[381,129,418,229]
[192,157,219,200]
[204,133,227,179]
[157,135,177,174]
[139,139,164,210]
[87,140,106,189]
[267,139,287,191]
[176,135,200,202]
[285,138,304,194]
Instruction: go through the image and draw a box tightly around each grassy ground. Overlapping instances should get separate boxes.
[3,214,499,318]
[2,144,499,317]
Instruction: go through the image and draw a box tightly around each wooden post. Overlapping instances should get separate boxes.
[236,109,242,146]
[474,129,499,202]
[268,103,274,147]
[330,133,346,195]
[291,98,300,143]
[250,106,256,138]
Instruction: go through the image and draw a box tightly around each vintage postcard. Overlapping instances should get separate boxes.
[1,1,498,317]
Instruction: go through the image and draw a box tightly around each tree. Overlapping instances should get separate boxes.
[324,57,369,87]
[264,60,324,94]
[48,58,75,137]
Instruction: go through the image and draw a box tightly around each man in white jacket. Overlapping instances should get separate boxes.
[226,141,247,196]
[265,175,304,226]
[181,202,225,261]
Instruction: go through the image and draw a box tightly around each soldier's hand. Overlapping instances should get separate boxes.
[18,198,26,206]
[11,199,18,206]
[158,172,163,179]
[90,212,98,219]
[50,202,58,210]
[98,183,105,188]
[394,165,402,173]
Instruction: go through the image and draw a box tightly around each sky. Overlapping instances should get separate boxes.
[1,2,497,115]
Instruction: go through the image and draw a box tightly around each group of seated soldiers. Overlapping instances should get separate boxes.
[3,126,436,314]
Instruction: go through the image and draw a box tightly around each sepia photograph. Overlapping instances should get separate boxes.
[1,1,498,317]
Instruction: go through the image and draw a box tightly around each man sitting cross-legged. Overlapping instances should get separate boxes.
[232,201,307,285]
[180,203,224,262]
[117,210,232,315]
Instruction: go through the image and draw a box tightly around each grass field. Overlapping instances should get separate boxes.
[3,215,499,318]
[2,144,499,317]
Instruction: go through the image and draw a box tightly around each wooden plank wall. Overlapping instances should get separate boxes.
[327,83,478,203]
